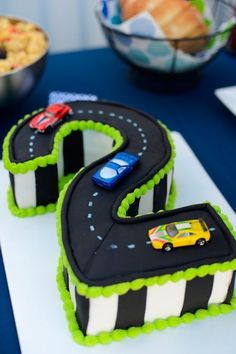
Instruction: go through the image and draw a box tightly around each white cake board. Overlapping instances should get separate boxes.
[1,132,236,354]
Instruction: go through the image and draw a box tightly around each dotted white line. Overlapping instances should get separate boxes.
[126,118,132,123]
[88,213,92,219]
[118,115,123,120]
[97,236,103,241]
[110,244,118,249]
[88,202,93,207]
[77,109,84,114]
[109,112,115,117]
[88,110,93,114]
[90,225,95,231]
[138,152,143,157]
[128,244,135,249]
[28,130,38,158]
[93,192,99,197]
[98,110,104,114]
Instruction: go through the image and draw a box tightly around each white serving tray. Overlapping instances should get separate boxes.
[1,132,236,354]
[215,86,236,117]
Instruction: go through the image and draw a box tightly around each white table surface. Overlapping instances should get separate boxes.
[0,131,236,354]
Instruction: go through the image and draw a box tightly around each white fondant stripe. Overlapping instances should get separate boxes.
[57,140,64,178]
[208,270,233,305]
[86,294,118,335]
[68,278,76,310]
[166,169,173,205]
[144,280,186,322]
[14,172,36,208]
[138,188,154,215]
[83,130,113,166]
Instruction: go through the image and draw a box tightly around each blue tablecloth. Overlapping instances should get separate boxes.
[0,47,236,354]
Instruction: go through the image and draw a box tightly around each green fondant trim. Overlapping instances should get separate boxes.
[57,255,236,347]
[3,113,124,174]
[7,173,76,217]
[117,123,176,218]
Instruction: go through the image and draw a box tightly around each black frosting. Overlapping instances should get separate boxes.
[115,288,147,329]
[181,275,214,314]
[8,101,236,288]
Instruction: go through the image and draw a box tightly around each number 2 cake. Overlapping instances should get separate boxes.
[3,100,236,346]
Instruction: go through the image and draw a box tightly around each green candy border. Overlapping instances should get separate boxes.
[57,255,236,347]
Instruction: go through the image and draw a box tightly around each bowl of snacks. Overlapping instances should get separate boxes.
[0,16,48,109]
[96,0,236,79]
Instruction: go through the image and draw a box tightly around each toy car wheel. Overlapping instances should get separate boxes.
[196,238,206,247]
[163,243,173,252]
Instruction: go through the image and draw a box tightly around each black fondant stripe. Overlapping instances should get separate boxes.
[127,199,140,217]
[75,290,90,335]
[63,267,69,291]
[181,275,214,315]
[35,165,59,205]
[115,288,147,329]
[224,272,235,304]
[9,173,16,204]
[153,176,167,212]
[63,130,84,175]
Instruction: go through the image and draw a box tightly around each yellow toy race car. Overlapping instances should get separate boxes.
[148,219,211,252]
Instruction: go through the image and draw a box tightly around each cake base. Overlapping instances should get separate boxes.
[1,132,236,354]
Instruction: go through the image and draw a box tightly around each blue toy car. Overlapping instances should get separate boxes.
[92,152,139,190]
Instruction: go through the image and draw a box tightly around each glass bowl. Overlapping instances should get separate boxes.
[96,0,235,76]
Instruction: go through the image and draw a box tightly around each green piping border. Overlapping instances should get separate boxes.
[3,112,124,174]
[57,255,236,347]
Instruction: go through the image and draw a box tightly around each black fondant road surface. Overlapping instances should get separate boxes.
[10,101,236,286]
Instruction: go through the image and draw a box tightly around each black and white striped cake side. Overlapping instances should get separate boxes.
[63,267,235,336]
[127,169,174,217]
[9,129,114,209]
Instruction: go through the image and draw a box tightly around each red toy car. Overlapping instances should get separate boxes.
[29,103,72,133]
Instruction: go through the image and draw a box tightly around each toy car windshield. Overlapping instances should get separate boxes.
[166,224,178,237]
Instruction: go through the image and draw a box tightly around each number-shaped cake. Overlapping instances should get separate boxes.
[3,101,236,346]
